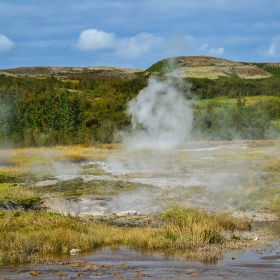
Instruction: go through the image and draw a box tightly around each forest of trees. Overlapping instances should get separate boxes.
[0,73,280,147]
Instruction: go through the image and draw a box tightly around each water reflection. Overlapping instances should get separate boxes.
[220,222,280,267]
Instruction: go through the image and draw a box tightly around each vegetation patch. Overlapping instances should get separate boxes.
[0,207,252,265]
[30,178,150,199]
[0,183,40,208]
[1,69,280,145]
[145,58,181,74]
[262,158,280,172]
[0,166,31,182]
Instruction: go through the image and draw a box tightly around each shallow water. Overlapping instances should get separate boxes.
[1,246,280,279]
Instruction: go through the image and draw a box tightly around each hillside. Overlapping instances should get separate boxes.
[0,66,143,80]
[0,56,280,147]
[1,56,280,80]
[146,56,280,79]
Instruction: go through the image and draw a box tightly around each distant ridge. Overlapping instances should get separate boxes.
[0,66,143,79]
[146,56,278,79]
[1,56,279,79]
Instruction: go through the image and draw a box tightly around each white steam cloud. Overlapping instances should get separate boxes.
[28,149,82,177]
[123,77,193,148]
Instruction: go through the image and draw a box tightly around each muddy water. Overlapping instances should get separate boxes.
[1,247,280,279]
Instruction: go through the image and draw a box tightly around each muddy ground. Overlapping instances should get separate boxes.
[34,141,280,223]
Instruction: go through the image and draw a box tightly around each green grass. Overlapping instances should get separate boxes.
[254,64,280,79]
[227,151,265,159]
[30,178,150,199]
[0,143,279,265]
[0,183,40,207]
[191,95,280,106]
[145,58,181,74]
[0,166,32,182]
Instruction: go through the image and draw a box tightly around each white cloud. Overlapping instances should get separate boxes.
[208,47,225,56]
[0,34,14,53]
[75,29,116,51]
[76,29,197,59]
[267,43,277,56]
[198,44,208,53]
[116,32,165,58]
[198,44,225,56]
[257,35,280,57]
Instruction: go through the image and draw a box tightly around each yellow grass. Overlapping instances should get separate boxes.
[1,144,122,166]
[0,208,252,265]
[0,166,31,182]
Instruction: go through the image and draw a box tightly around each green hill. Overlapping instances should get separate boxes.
[145,56,280,79]
[0,56,280,146]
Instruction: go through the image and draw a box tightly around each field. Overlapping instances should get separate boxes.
[0,140,280,267]
[191,95,280,106]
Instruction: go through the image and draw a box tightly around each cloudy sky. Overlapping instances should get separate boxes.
[1,0,280,69]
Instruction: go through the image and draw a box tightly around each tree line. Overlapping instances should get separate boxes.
[0,74,279,147]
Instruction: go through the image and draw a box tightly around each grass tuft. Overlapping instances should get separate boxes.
[262,158,280,172]
[0,207,252,265]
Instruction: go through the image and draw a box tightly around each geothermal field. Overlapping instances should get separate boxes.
[1,77,280,279]
[1,140,280,279]
[29,140,280,222]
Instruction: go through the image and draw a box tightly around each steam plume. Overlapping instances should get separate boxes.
[124,77,193,148]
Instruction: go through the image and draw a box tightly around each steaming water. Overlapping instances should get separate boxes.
[124,77,193,148]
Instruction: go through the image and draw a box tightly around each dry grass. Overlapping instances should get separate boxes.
[0,144,121,181]
[262,158,280,172]
[1,144,121,165]
[0,183,40,208]
[0,166,31,181]
[0,207,251,265]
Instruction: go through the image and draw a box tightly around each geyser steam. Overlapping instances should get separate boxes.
[124,77,193,148]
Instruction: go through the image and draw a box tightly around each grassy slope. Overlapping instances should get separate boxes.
[145,58,280,80]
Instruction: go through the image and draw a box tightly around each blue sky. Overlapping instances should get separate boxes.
[1,0,280,69]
